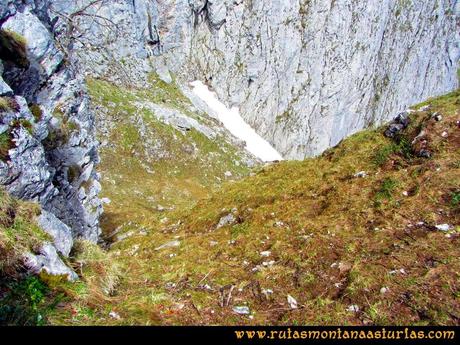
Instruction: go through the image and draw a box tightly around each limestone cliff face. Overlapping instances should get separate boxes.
[190,0,460,158]
[48,0,460,159]
[0,0,103,250]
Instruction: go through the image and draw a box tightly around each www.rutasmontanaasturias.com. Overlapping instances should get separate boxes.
[234,328,456,341]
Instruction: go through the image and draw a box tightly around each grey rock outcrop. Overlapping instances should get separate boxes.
[0,61,12,95]
[134,101,217,139]
[384,112,411,138]
[24,243,78,281]
[37,210,73,257]
[186,0,460,159]
[0,0,102,269]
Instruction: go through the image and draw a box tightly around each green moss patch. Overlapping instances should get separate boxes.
[0,131,13,161]
[29,104,44,122]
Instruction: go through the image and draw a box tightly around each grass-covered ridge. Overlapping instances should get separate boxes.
[43,89,460,325]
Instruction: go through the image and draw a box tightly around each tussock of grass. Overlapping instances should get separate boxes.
[12,118,33,135]
[0,190,58,325]
[374,177,399,207]
[45,240,123,325]
[0,132,13,161]
[43,105,81,148]
[29,104,43,122]
[0,96,19,114]
[71,240,122,297]
[0,97,11,113]
[0,189,48,276]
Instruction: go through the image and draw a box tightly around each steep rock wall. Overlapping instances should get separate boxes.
[187,0,460,158]
[0,0,103,247]
[49,0,460,159]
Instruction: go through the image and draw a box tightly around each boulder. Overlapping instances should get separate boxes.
[24,243,78,281]
[37,210,73,257]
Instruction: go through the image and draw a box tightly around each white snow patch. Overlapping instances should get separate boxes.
[191,81,283,162]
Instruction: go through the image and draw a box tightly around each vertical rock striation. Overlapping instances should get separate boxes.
[187,0,460,159]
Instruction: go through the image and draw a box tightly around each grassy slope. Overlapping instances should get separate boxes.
[44,75,256,324]
[86,76,252,237]
[47,90,460,326]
